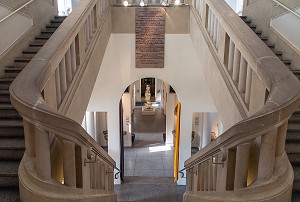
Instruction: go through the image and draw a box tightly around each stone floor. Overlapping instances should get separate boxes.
[115,107,185,201]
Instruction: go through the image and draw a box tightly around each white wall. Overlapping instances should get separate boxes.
[122,93,132,147]
[270,7,300,52]
[0,5,33,57]
[87,34,217,184]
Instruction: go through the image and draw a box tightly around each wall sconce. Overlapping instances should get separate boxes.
[174,0,181,5]
[140,0,146,6]
[123,0,129,6]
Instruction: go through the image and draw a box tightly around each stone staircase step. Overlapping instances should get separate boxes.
[0,104,21,120]
[29,39,47,47]
[22,46,41,57]
[4,67,24,78]
[282,60,292,67]
[293,181,300,194]
[255,30,262,36]
[0,138,25,160]
[0,90,10,104]
[0,188,20,202]
[14,57,31,69]
[287,153,300,166]
[0,120,23,138]
[274,51,283,59]
[46,23,61,29]
[249,25,256,30]
[0,161,19,188]
[51,18,65,23]
[41,28,56,34]
[0,78,14,90]
[35,33,53,40]
[285,143,300,154]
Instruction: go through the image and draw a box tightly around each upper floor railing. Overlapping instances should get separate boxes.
[273,0,300,19]
[10,0,116,201]
[184,0,300,201]
[0,0,35,23]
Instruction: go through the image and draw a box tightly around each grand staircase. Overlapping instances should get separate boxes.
[0,16,66,202]
[241,16,300,202]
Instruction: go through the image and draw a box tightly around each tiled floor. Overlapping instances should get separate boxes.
[115,107,185,202]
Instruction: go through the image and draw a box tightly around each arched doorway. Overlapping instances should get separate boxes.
[119,78,180,181]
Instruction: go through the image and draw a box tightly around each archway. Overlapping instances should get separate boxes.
[119,77,180,182]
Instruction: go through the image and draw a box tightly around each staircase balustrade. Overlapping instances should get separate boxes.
[184,0,300,201]
[9,0,116,201]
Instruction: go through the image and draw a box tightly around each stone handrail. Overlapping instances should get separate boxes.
[184,0,300,201]
[9,0,116,201]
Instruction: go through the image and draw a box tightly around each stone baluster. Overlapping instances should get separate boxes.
[34,126,51,180]
[59,57,67,99]
[228,40,235,72]
[192,166,198,191]
[276,122,288,157]
[65,48,73,86]
[245,66,252,105]
[238,56,248,93]
[234,143,250,190]
[208,158,214,191]
[197,163,202,191]
[213,17,218,45]
[232,47,241,82]
[256,129,277,182]
[55,68,62,105]
[23,120,36,157]
[207,8,211,33]
[203,161,208,191]
[209,12,214,38]
[212,156,217,191]
[70,41,77,75]
[62,140,77,187]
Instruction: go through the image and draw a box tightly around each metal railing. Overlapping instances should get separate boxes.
[0,0,35,23]
[273,0,300,19]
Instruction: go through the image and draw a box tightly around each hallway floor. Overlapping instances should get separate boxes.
[115,108,185,201]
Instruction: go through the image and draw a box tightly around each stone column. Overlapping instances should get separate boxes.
[234,143,250,190]
[228,40,235,72]
[232,47,241,82]
[213,17,218,45]
[245,66,252,105]
[34,126,51,180]
[70,41,77,75]
[65,48,73,86]
[59,57,67,98]
[63,140,77,187]
[257,130,277,182]
[238,56,248,93]
[276,122,288,157]
[55,68,62,105]
[23,120,35,157]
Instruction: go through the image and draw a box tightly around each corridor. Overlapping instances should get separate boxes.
[115,108,185,201]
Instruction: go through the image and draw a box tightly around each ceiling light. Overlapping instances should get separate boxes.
[174,0,180,5]
[140,0,145,6]
[123,0,129,6]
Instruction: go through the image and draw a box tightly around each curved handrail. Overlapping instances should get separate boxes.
[9,0,115,201]
[185,0,300,200]
[0,0,35,23]
[186,0,300,167]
